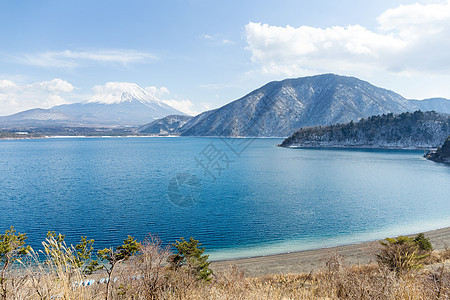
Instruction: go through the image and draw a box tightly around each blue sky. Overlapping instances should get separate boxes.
[1,0,450,116]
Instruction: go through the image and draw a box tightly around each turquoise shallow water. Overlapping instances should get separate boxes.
[0,137,449,260]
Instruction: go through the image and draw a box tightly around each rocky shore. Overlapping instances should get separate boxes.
[425,136,450,164]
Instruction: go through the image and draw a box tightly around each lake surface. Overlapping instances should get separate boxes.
[0,137,449,260]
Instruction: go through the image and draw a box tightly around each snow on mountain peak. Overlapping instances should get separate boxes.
[86,82,163,105]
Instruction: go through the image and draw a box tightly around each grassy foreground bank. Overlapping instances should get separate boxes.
[1,227,450,299]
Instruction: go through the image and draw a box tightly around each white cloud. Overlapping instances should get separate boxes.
[0,80,17,89]
[161,99,199,116]
[201,34,214,40]
[0,79,74,116]
[19,49,157,68]
[377,1,450,37]
[245,1,450,77]
[221,39,235,45]
[145,85,199,115]
[145,86,170,98]
[30,79,74,93]
[200,33,235,45]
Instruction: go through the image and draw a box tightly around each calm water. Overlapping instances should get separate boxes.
[0,137,449,260]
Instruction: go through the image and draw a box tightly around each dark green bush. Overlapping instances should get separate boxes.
[414,233,433,251]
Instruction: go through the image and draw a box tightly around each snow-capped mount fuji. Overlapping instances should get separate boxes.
[52,82,185,126]
[85,82,164,106]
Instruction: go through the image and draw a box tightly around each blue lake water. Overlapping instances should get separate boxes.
[0,137,449,260]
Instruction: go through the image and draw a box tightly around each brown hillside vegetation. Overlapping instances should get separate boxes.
[1,228,450,299]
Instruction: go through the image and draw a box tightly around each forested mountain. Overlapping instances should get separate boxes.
[280,111,449,149]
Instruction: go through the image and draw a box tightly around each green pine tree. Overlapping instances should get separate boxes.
[0,227,31,300]
[170,237,212,281]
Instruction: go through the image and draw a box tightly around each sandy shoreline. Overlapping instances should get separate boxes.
[211,226,450,277]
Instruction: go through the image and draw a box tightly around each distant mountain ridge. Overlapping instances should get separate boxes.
[0,108,86,128]
[2,75,450,133]
[407,98,450,114]
[279,111,450,149]
[178,74,450,137]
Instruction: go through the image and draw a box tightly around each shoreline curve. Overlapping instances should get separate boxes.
[211,226,450,277]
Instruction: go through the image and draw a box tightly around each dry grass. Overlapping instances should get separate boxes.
[2,243,450,299]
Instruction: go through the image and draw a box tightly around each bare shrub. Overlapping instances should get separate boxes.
[165,268,198,299]
[214,265,246,294]
[422,264,450,299]
[132,234,172,299]
[439,243,450,261]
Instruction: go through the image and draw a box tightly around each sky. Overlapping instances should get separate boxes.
[1,0,450,116]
